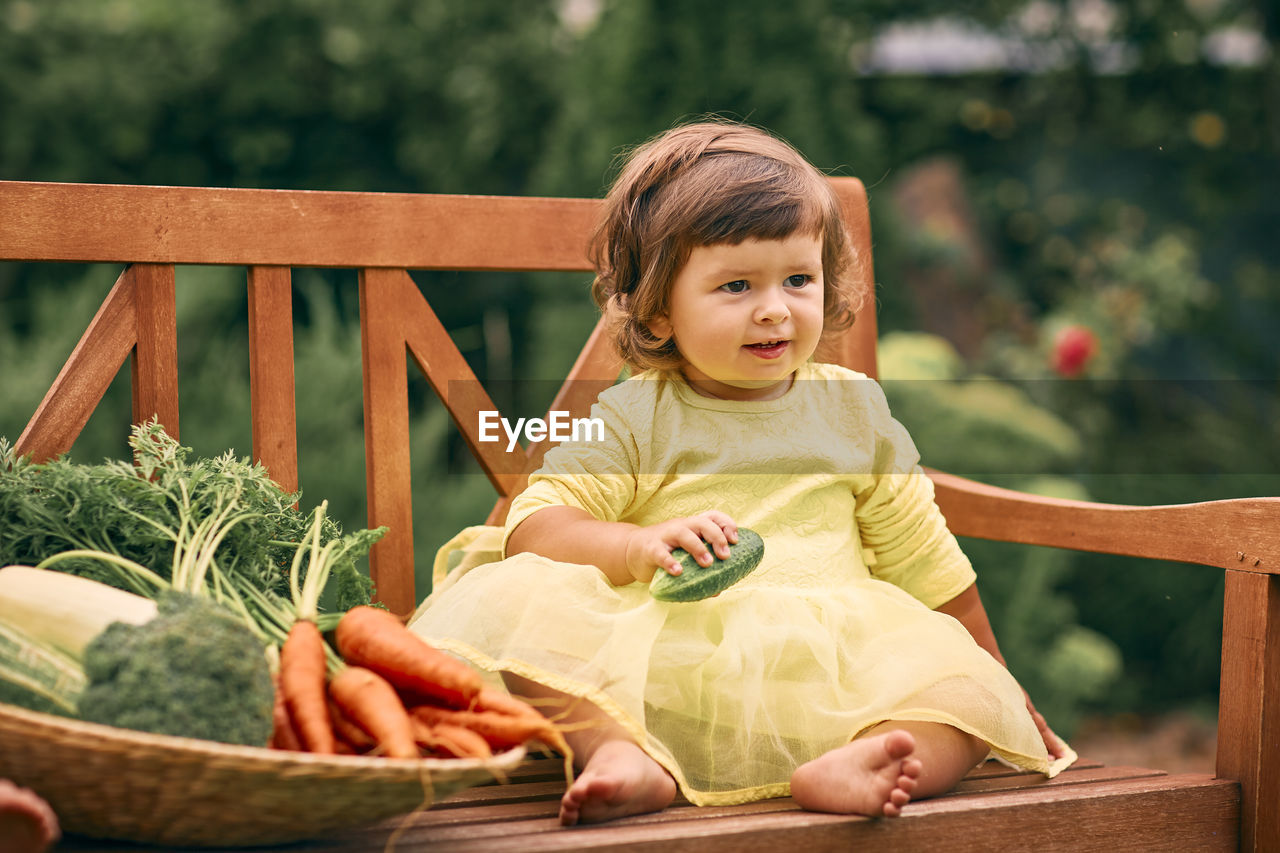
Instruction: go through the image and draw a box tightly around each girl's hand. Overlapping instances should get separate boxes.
[624,511,738,584]
[1024,691,1067,760]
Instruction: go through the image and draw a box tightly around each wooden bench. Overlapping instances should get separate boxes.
[2,179,1274,851]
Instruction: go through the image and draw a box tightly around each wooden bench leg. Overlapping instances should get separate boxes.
[1217,569,1280,852]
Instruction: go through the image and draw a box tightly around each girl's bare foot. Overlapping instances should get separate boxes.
[560,739,677,826]
[0,780,61,853]
[790,730,921,817]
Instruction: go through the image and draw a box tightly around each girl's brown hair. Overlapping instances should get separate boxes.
[589,120,865,372]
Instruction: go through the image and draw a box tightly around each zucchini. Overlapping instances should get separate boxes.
[0,619,87,716]
[649,528,765,602]
[0,565,157,660]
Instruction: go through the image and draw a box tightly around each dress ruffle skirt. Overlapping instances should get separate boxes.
[410,541,1075,806]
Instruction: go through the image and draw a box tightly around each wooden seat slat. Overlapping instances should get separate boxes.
[434,761,1164,816]
[328,774,1235,853]
[388,799,562,830]
[474,753,1107,789]
[476,757,577,785]
[336,762,1203,852]
[439,779,569,807]
[959,755,1103,779]
[56,771,1236,853]
[375,797,810,849]
[946,763,1166,797]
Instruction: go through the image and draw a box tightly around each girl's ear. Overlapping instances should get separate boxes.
[647,314,672,342]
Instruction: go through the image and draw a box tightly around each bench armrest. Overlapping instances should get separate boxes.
[926,468,1280,574]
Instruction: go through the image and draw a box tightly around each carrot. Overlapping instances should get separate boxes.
[468,687,575,783]
[335,605,483,708]
[411,717,492,759]
[472,686,549,720]
[269,674,303,751]
[279,619,335,754]
[274,501,342,755]
[409,703,556,752]
[328,695,376,753]
[434,723,492,758]
[328,665,418,759]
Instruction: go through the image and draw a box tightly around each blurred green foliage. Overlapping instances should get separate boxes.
[2,0,1277,731]
[880,331,1123,732]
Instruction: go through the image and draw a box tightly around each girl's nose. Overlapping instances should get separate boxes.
[754,292,790,324]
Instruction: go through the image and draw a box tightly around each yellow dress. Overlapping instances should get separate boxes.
[409,362,1076,805]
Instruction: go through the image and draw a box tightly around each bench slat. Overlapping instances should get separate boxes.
[486,316,622,526]
[946,763,1165,796]
[358,268,419,616]
[55,772,1236,853]
[470,753,1107,788]
[128,264,179,437]
[16,268,138,462]
[397,268,527,492]
[336,762,1201,849]
[247,266,299,493]
[358,267,529,614]
[0,181,601,270]
[821,176,879,380]
[17,264,178,462]
[327,773,1235,853]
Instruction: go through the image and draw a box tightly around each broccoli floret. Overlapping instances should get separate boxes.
[78,592,275,746]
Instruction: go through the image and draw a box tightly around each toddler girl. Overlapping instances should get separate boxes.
[410,120,1074,825]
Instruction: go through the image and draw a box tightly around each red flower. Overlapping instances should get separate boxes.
[1051,325,1097,377]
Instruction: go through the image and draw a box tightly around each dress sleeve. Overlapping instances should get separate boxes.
[854,381,977,609]
[501,390,644,557]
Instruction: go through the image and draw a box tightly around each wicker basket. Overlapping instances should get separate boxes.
[0,702,526,847]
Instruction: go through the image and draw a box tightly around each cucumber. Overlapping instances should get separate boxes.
[649,528,764,602]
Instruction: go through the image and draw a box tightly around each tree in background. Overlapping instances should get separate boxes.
[0,0,568,542]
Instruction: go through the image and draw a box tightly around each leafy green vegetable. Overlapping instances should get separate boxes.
[78,591,275,746]
[0,419,382,612]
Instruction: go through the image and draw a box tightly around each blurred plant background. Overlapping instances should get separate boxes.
[2,0,1276,739]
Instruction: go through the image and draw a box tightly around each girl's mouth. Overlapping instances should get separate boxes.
[744,340,789,359]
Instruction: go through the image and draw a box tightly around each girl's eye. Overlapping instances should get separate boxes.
[720,280,749,293]
[786,274,814,288]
